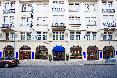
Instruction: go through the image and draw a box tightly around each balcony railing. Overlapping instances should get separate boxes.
[52,26,66,31]
[3,9,15,14]
[1,24,14,28]
[102,9,115,13]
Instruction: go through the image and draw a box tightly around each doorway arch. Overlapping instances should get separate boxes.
[70,46,82,59]
[3,45,14,57]
[19,45,31,60]
[103,46,115,59]
[35,46,48,59]
[52,45,65,61]
[87,46,99,60]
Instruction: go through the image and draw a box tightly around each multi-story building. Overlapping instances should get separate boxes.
[0,0,117,61]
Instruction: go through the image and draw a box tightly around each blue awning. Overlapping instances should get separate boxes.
[52,46,65,53]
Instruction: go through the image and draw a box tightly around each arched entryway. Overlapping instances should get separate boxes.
[103,46,115,59]
[3,45,14,57]
[70,46,82,59]
[87,46,99,60]
[35,46,48,59]
[19,45,31,60]
[52,45,65,61]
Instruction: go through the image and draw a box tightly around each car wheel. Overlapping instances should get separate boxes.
[4,64,9,68]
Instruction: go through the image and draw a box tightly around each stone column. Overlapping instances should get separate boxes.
[83,51,87,61]
[99,51,103,61]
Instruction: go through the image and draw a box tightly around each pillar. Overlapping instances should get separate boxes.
[99,51,103,61]
[83,51,87,61]
[0,51,2,58]
[31,51,35,60]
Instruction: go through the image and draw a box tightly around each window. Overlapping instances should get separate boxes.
[21,17,27,26]
[69,16,80,25]
[103,32,107,40]
[85,17,96,26]
[53,32,55,40]
[56,32,58,40]
[59,1,64,4]
[70,31,75,40]
[43,32,47,40]
[103,15,116,27]
[4,16,8,23]
[76,32,80,40]
[53,32,64,40]
[86,32,90,40]
[108,32,112,40]
[53,1,58,4]
[85,3,95,12]
[22,3,33,12]
[60,32,64,40]
[36,32,41,40]
[69,3,80,12]
[92,32,97,40]
[27,32,31,40]
[21,32,25,40]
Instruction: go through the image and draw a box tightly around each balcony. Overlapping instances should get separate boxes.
[103,22,116,27]
[1,24,14,28]
[102,9,115,13]
[52,26,66,31]
[3,9,15,14]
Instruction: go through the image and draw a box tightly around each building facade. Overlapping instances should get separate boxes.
[0,0,117,61]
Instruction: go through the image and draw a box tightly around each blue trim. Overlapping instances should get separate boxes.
[32,52,34,59]
[100,51,102,58]
[0,52,2,58]
[83,52,86,58]
[116,51,117,55]
[16,52,18,59]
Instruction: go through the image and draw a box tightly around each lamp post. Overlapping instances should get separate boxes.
[13,32,15,58]
[12,31,16,58]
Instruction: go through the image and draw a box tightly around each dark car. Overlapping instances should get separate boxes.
[0,57,20,68]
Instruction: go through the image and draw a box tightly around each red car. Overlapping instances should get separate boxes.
[0,57,19,68]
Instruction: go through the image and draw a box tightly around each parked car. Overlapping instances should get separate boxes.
[0,57,20,68]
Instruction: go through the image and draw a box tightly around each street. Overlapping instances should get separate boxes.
[0,63,117,78]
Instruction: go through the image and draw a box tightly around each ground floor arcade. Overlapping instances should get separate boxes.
[0,41,117,61]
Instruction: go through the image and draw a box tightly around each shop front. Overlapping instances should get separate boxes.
[87,46,99,60]
[52,45,65,61]
[35,46,48,59]
[70,46,82,59]
[3,45,14,57]
[19,45,31,60]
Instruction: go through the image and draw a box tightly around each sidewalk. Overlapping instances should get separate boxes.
[19,60,117,66]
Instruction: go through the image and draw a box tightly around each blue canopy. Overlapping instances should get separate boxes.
[52,46,65,53]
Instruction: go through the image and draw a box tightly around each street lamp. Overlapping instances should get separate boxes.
[104,28,111,45]
[11,31,16,58]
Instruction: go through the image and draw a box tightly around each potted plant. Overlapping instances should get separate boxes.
[66,54,69,61]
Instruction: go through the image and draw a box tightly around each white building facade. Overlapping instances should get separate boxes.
[0,0,117,61]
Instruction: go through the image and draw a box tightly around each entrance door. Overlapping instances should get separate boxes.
[87,46,99,60]
[103,46,115,59]
[3,45,14,57]
[6,33,9,40]
[53,52,65,61]
[19,45,31,60]
[19,51,31,60]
